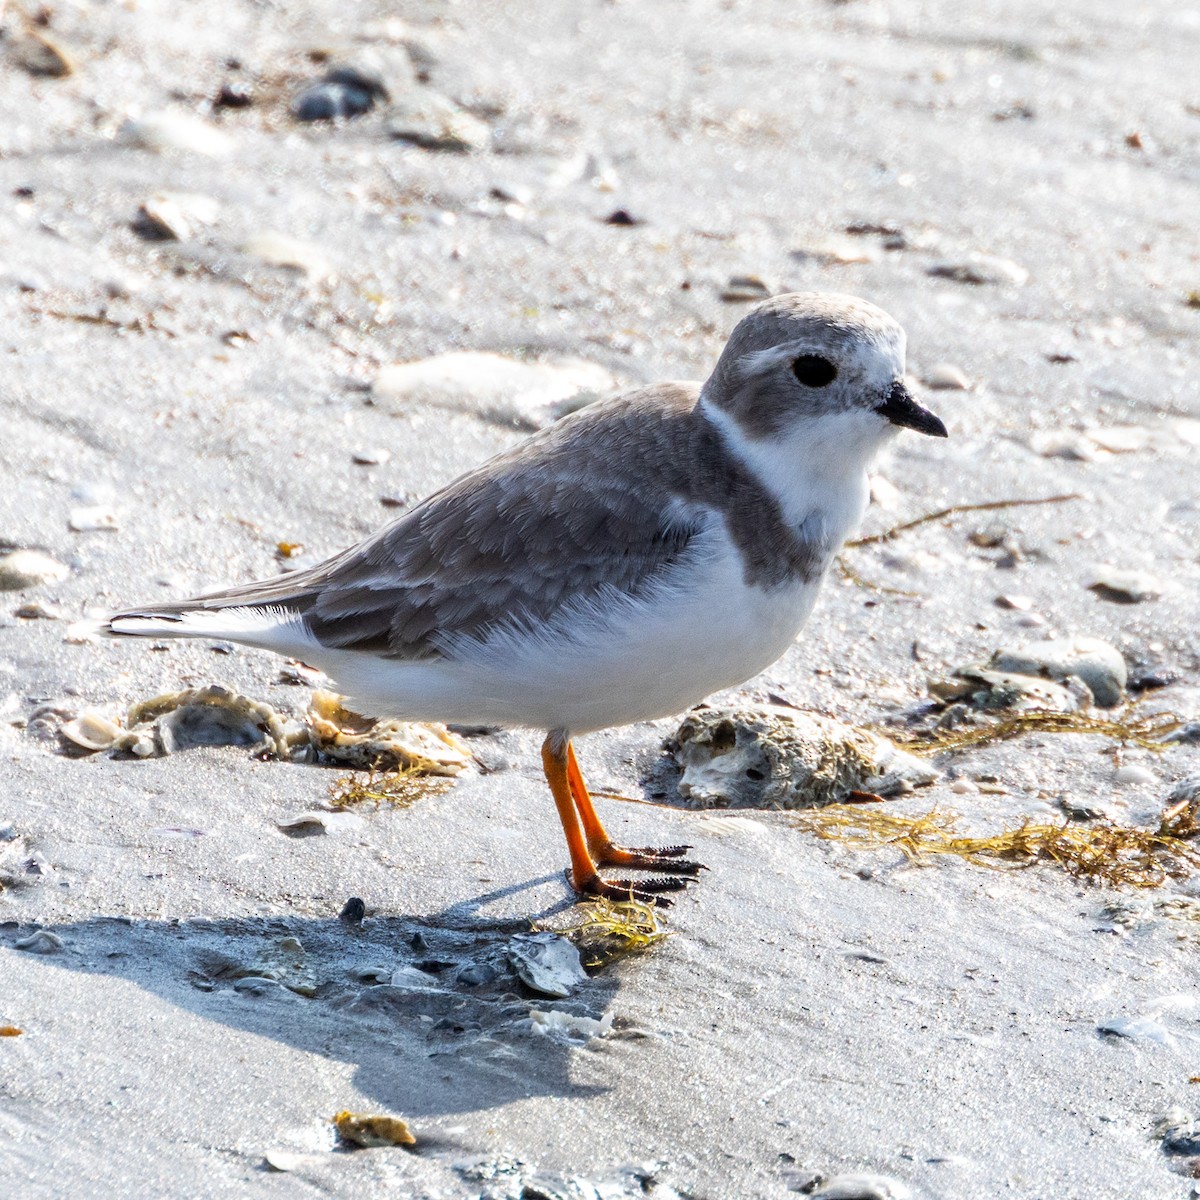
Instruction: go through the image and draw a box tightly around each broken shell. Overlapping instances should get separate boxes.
[119,110,233,156]
[927,254,1027,287]
[68,506,119,533]
[60,711,126,752]
[810,1175,913,1200]
[670,706,937,809]
[372,351,618,431]
[332,1110,416,1148]
[1113,764,1155,786]
[306,690,470,774]
[0,550,70,591]
[10,32,75,78]
[242,232,333,281]
[720,274,773,302]
[930,667,1086,714]
[924,363,971,391]
[128,685,292,757]
[530,1008,613,1040]
[14,929,63,954]
[507,933,588,998]
[1088,567,1163,604]
[275,810,365,836]
[386,90,489,152]
[989,637,1127,708]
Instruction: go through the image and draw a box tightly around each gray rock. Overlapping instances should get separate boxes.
[989,636,1127,708]
[292,81,377,121]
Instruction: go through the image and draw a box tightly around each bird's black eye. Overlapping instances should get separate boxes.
[791,355,838,388]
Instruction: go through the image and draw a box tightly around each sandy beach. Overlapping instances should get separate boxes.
[3,1,1200,1196]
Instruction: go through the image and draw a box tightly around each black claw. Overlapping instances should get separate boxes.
[625,843,693,858]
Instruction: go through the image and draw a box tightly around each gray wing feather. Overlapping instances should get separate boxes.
[170,385,709,660]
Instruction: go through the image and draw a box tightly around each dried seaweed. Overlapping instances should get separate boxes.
[327,765,453,811]
[538,897,670,971]
[793,804,1200,888]
[847,493,1082,549]
[883,707,1184,757]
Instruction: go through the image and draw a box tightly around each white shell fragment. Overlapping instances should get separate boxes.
[670,706,937,809]
[1096,1014,1177,1048]
[68,506,119,533]
[923,363,971,391]
[928,667,1088,714]
[1088,566,1163,604]
[927,253,1028,287]
[242,233,333,281]
[0,550,69,591]
[507,933,588,998]
[530,1008,614,1040]
[306,691,470,773]
[14,929,64,954]
[373,351,619,430]
[811,1176,913,1200]
[1113,764,1156,786]
[989,637,1127,708]
[386,90,489,152]
[134,192,220,241]
[119,110,233,156]
[61,711,152,757]
[275,810,365,836]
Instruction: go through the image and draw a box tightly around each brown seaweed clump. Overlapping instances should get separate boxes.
[793,804,1200,888]
[538,897,670,971]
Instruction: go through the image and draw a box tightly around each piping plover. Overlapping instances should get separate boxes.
[104,292,946,903]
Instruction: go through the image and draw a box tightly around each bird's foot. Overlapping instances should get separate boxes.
[590,841,704,876]
[573,870,691,907]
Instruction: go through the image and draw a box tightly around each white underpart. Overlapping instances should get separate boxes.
[314,517,820,733]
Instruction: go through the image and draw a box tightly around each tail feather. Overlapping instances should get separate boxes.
[104,600,317,655]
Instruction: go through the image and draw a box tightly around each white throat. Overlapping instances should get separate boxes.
[699,395,882,552]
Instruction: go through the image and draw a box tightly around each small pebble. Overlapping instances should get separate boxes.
[292,80,377,122]
[950,778,978,795]
[214,80,255,109]
[994,594,1033,611]
[923,363,971,391]
[352,449,391,466]
[131,192,217,242]
[0,550,69,591]
[1089,567,1163,604]
[339,896,366,924]
[604,208,642,227]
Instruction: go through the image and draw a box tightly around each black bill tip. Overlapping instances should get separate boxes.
[876,380,948,438]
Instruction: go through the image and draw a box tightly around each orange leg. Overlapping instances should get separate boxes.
[565,741,702,875]
[542,734,696,904]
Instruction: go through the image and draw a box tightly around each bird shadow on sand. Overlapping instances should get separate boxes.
[0,877,629,1119]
